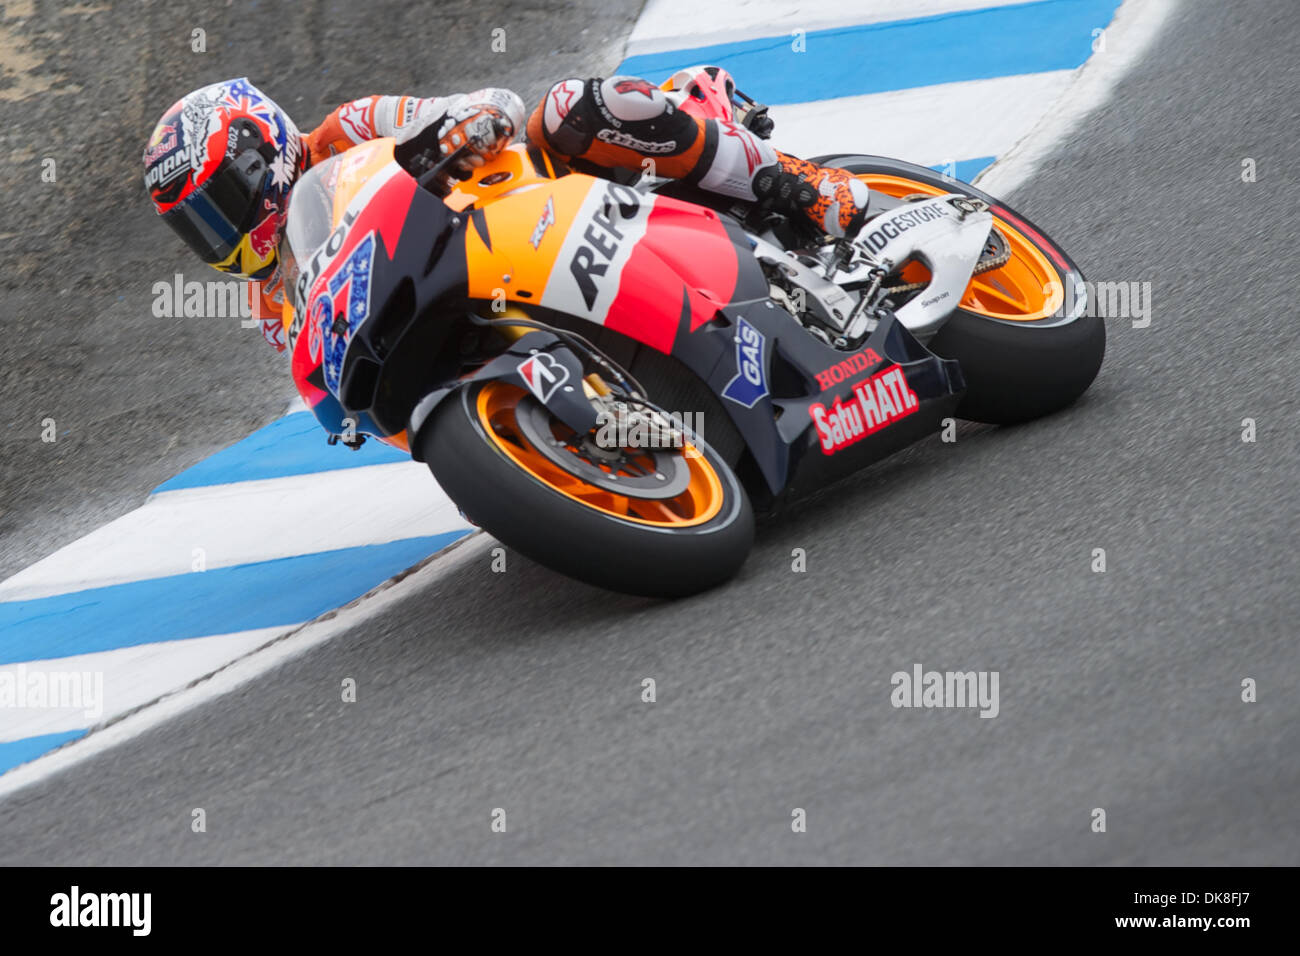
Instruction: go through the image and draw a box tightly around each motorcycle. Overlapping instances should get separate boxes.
[278,66,1104,597]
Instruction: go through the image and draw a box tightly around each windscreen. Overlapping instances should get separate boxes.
[280,154,345,318]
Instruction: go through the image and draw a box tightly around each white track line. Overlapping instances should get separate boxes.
[974,0,1178,197]
[0,533,488,800]
[0,629,285,742]
[626,0,1043,56]
[0,463,466,602]
[768,70,1076,166]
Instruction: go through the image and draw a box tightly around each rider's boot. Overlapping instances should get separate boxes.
[752,153,873,238]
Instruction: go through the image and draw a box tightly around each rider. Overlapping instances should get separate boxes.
[526,74,870,237]
[143,78,526,352]
[144,75,872,353]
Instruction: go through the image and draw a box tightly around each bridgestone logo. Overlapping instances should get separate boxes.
[859,203,950,254]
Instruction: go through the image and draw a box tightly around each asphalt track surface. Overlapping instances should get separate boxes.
[2,0,1298,864]
[0,0,641,581]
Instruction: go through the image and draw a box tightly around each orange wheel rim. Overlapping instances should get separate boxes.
[475,382,726,527]
[854,174,1064,321]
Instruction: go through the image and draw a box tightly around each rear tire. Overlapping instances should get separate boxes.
[927,302,1105,425]
[420,382,754,598]
[816,153,1105,424]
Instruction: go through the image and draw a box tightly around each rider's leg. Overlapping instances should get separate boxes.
[528,76,872,237]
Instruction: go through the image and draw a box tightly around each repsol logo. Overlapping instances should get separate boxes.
[293,208,359,316]
[859,203,950,254]
[569,181,642,311]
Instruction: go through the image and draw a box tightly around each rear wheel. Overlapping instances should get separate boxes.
[817,154,1105,424]
[421,381,754,597]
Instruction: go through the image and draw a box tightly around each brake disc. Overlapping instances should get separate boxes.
[513,397,693,500]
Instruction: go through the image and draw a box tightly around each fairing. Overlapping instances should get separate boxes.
[282,139,967,504]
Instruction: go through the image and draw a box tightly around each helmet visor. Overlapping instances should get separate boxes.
[160,151,269,265]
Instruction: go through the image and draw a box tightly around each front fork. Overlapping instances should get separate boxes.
[492,309,611,407]
[409,308,670,461]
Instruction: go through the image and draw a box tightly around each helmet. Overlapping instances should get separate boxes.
[144,78,303,280]
[659,65,737,122]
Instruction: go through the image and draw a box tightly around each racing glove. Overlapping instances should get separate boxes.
[394,88,525,178]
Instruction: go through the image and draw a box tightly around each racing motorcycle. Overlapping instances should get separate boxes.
[279,66,1104,597]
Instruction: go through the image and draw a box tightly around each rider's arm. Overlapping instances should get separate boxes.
[306,91,525,170]
[246,272,287,352]
[304,95,461,165]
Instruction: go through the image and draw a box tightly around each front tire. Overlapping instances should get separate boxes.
[816,153,1105,424]
[420,381,754,598]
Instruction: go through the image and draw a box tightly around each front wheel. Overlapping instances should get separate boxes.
[817,154,1106,425]
[420,381,754,598]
